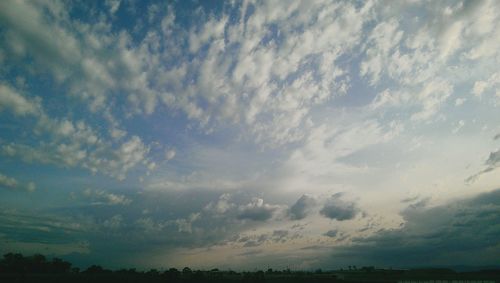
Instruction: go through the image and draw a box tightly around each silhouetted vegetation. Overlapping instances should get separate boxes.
[0,253,72,274]
[1,253,499,283]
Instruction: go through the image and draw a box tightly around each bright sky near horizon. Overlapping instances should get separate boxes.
[1,0,500,270]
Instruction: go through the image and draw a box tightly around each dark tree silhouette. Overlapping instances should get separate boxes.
[84,264,110,274]
[0,253,72,274]
[1,252,499,283]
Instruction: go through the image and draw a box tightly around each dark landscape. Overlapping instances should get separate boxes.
[1,253,499,283]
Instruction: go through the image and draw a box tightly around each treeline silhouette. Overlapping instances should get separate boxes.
[1,253,499,283]
[0,253,340,283]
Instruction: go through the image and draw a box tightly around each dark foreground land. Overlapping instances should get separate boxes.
[1,253,499,283]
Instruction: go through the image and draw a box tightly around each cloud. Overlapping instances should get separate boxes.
[81,188,131,205]
[147,172,248,192]
[406,197,431,210]
[112,0,372,146]
[103,214,123,230]
[289,194,316,220]
[323,229,338,238]
[472,72,500,97]
[175,213,200,234]
[237,198,280,221]
[239,234,269,248]
[105,0,121,15]
[285,119,400,181]
[26,182,36,192]
[235,229,296,248]
[1,0,500,270]
[271,230,289,242]
[1,0,499,150]
[363,0,500,124]
[0,173,17,189]
[361,18,403,85]
[165,149,176,161]
[0,1,81,79]
[0,0,166,117]
[0,84,41,116]
[0,210,92,256]
[135,217,167,234]
[110,128,127,140]
[0,172,36,192]
[204,193,235,215]
[320,193,360,221]
[410,80,453,122]
[50,189,295,264]
[113,136,151,180]
[0,84,155,180]
[0,237,90,257]
[0,0,127,112]
[454,97,466,106]
[327,189,500,267]
[466,148,500,183]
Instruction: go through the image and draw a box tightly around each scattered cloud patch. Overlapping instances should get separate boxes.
[235,229,299,248]
[289,194,316,220]
[324,229,338,238]
[0,173,35,192]
[473,72,500,97]
[454,97,466,106]
[237,198,281,221]
[81,188,132,205]
[102,214,123,230]
[165,149,176,161]
[0,84,41,116]
[0,173,17,189]
[320,193,360,221]
[175,213,200,234]
[204,193,235,215]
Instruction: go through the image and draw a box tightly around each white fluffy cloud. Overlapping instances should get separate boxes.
[0,82,155,180]
[0,84,41,116]
[473,72,500,97]
[0,0,371,147]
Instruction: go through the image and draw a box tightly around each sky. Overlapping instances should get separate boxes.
[1,0,500,270]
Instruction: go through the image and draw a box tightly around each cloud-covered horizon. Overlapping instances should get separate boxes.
[1,0,500,270]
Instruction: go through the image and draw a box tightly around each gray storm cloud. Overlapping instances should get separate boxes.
[320,193,360,221]
[289,194,316,220]
[237,198,280,221]
[325,189,500,267]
